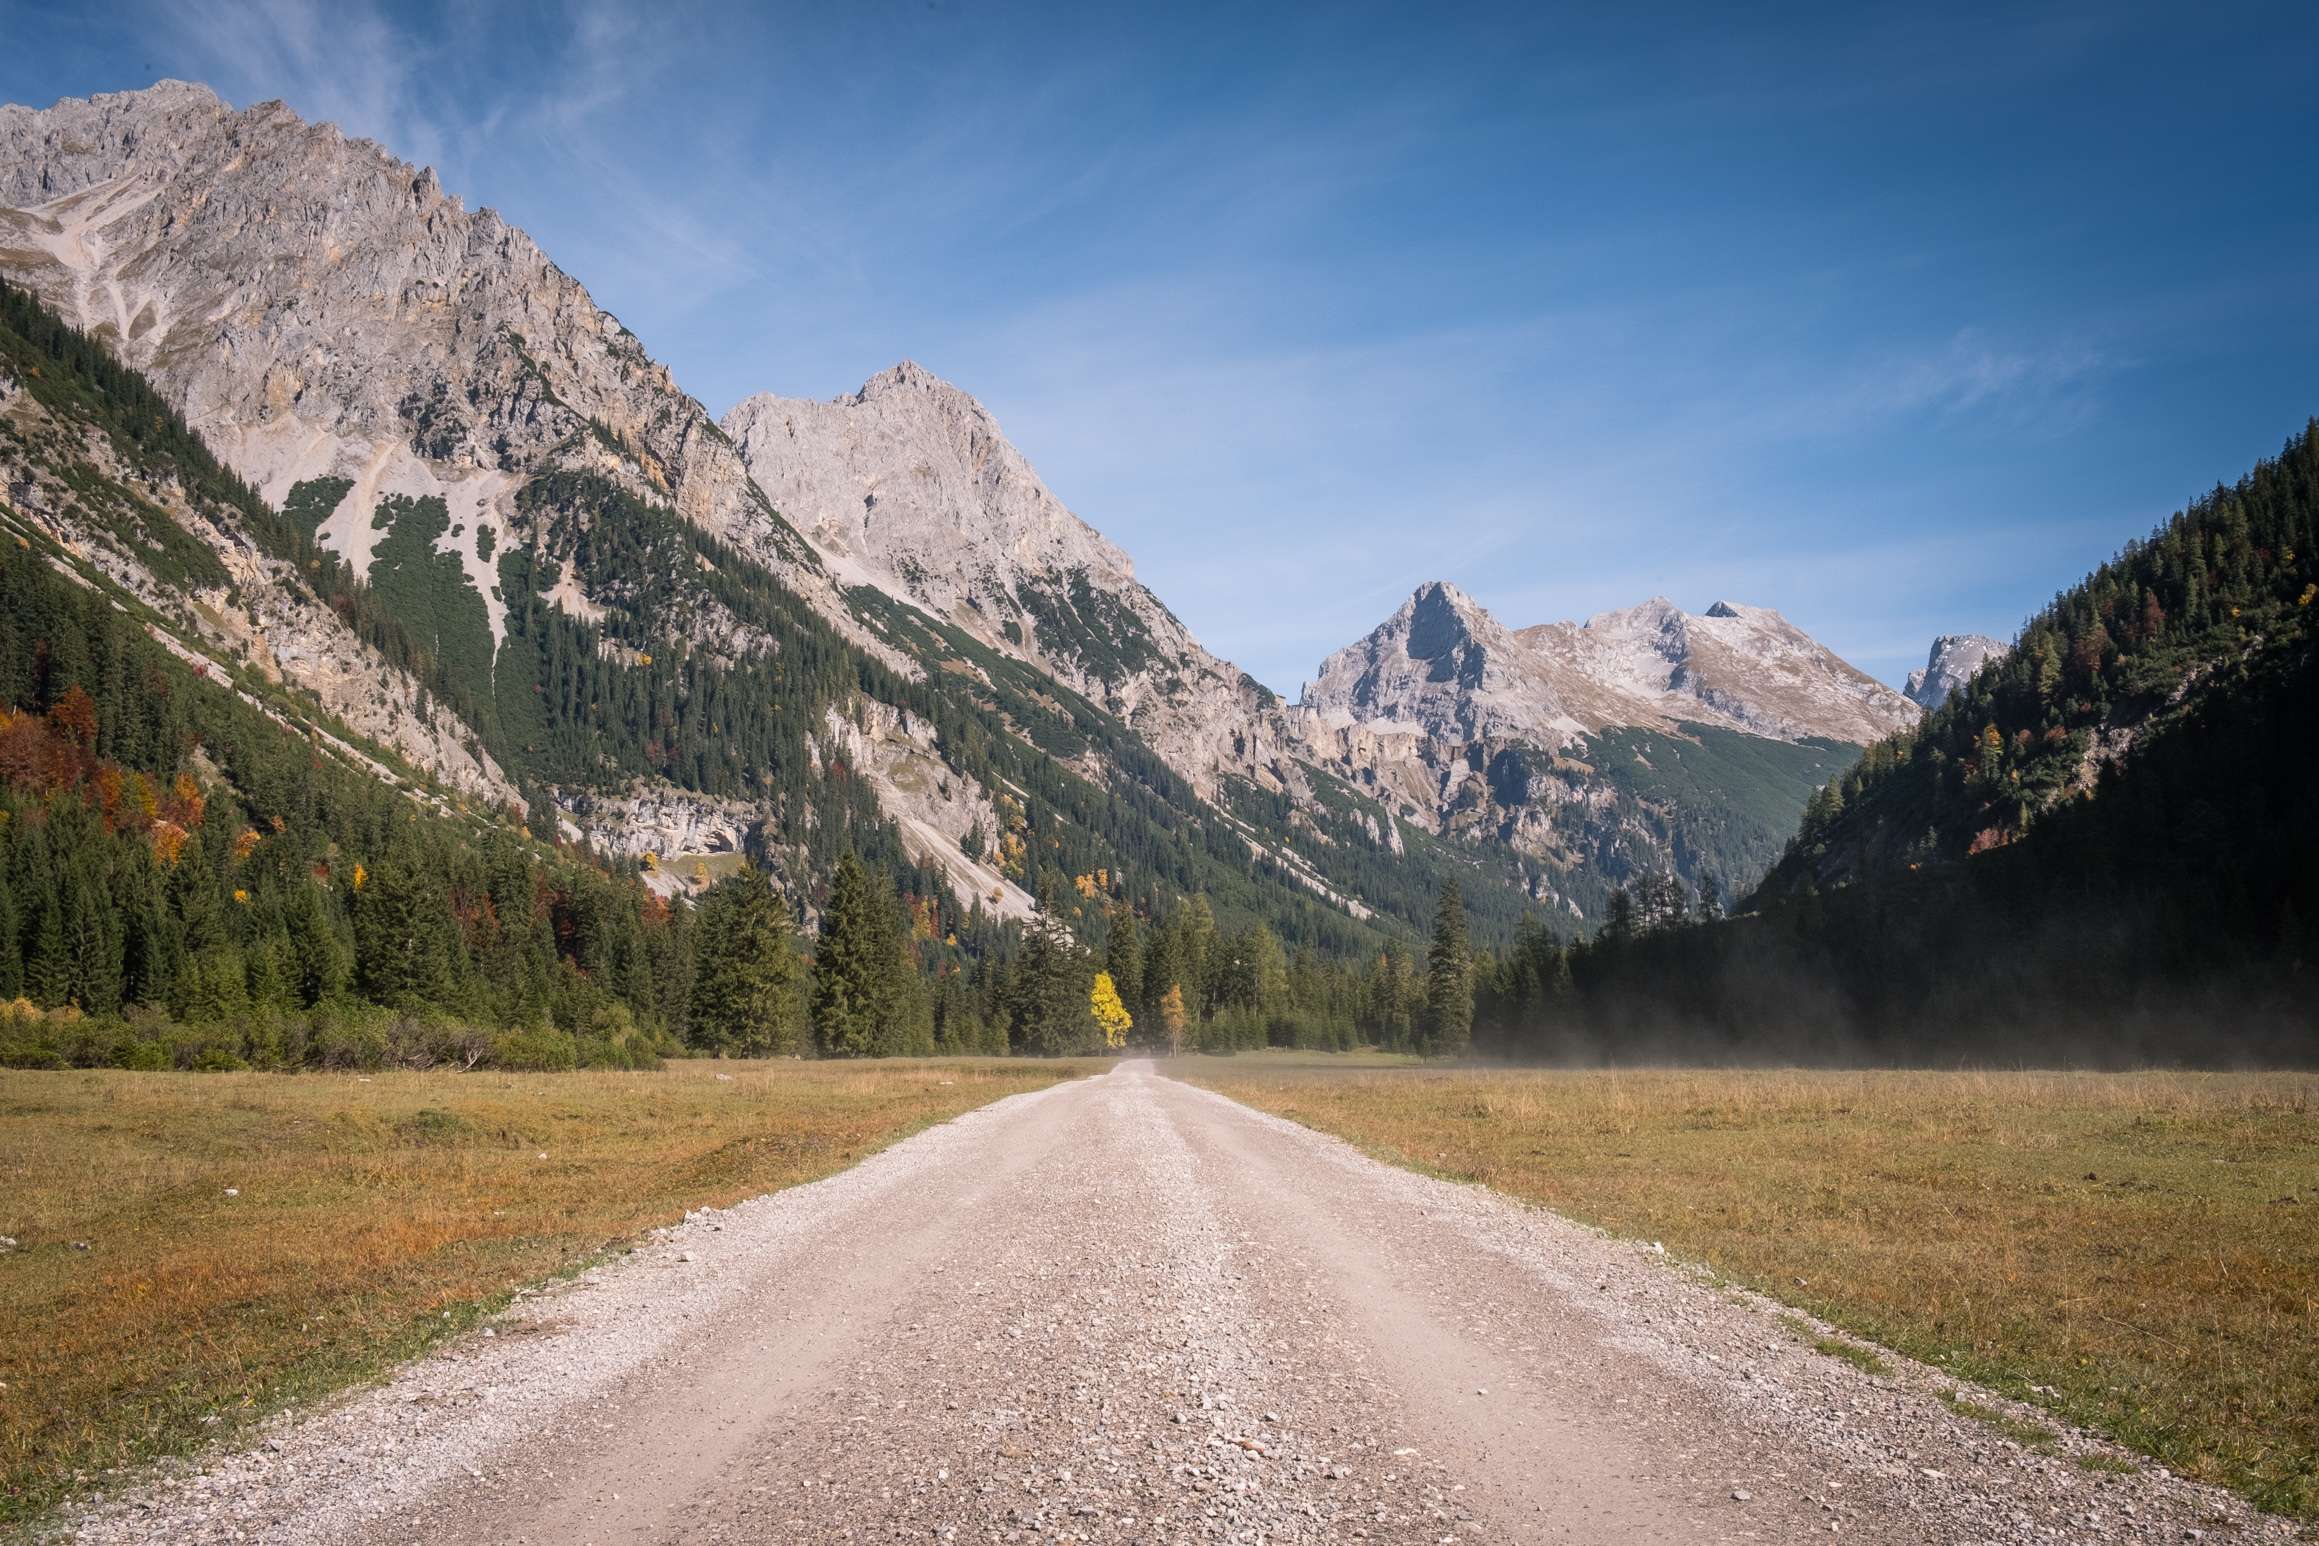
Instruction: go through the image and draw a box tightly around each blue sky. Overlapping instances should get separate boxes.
[5,1,2316,693]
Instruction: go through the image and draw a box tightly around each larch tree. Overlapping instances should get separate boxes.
[1089,970,1133,1049]
[1158,982,1188,1056]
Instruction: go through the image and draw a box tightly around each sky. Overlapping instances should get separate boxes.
[4,0,2316,694]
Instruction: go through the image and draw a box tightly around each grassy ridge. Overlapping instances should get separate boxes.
[1171,1058,2319,1520]
[0,1059,1102,1526]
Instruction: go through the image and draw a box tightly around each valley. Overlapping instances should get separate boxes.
[0,31,2312,1546]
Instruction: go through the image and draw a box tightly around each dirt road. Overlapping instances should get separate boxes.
[71,1063,2294,1543]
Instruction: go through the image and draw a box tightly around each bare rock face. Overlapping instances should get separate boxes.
[1299,581,1584,747]
[0,81,855,653]
[1904,633,2007,711]
[0,312,511,805]
[1306,585,1918,752]
[726,367,1301,799]
[814,700,1037,923]
[1295,583,1916,904]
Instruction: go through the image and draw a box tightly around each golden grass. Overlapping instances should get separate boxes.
[1171,1059,2319,1519]
[0,1057,1101,1526]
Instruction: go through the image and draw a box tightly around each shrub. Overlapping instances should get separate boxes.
[490,1025,578,1072]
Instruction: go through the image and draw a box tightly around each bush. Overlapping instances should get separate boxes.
[310,1000,393,1070]
[490,1025,578,1072]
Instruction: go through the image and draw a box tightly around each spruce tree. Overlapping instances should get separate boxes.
[1104,899,1143,1020]
[1424,879,1472,1056]
[812,853,895,1057]
[352,858,453,1008]
[1008,883,1093,1055]
[689,865,803,1056]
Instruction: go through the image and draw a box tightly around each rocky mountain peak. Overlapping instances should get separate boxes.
[1904,632,2007,711]
[1303,581,1575,746]
[724,362,1301,798]
[1401,580,1497,660]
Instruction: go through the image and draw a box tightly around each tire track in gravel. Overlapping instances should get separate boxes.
[64,1062,2305,1545]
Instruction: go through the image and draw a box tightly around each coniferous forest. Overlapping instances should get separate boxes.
[1463,427,2319,1065]
[1,270,2314,1069]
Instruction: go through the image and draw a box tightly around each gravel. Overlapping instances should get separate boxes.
[59,1063,2305,1544]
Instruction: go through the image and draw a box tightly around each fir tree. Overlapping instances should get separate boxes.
[1009,884,1093,1055]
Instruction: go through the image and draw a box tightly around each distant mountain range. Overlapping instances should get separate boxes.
[0,80,1996,942]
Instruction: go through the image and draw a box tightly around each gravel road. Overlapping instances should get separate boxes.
[68,1062,2300,1544]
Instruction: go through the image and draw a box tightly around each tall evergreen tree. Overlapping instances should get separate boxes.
[1424,879,1472,1056]
[811,853,897,1057]
[689,865,804,1056]
[1104,899,1143,1018]
[1009,884,1093,1055]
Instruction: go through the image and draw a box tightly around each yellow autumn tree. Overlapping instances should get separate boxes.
[1089,971,1133,1050]
[1158,982,1188,1056]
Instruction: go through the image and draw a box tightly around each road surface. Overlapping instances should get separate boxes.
[72,1062,2293,1543]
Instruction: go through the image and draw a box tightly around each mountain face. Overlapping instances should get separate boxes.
[1295,583,1913,915]
[0,78,1931,947]
[0,81,1478,954]
[0,83,832,621]
[1904,633,2006,711]
[723,367,1299,799]
[1761,426,2319,907]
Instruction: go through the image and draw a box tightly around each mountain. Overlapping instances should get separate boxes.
[0,274,685,1065]
[1904,633,2006,711]
[723,365,1300,799]
[1295,582,1910,916]
[1761,424,2319,904]
[1541,425,2319,1063]
[0,81,839,625]
[0,80,1508,961]
[0,78,1944,957]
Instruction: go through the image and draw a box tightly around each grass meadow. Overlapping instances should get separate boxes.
[0,1057,1101,1527]
[1171,1057,2319,1521]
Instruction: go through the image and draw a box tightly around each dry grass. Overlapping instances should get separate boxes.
[1172,1059,2319,1520]
[0,1057,1100,1526]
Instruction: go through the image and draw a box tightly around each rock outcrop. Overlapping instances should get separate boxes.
[726,366,1301,798]
[1905,633,2007,711]
[1293,584,1915,909]
[0,81,871,657]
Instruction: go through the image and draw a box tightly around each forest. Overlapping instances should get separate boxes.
[3,264,2313,1071]
[1465,426,2319,1065]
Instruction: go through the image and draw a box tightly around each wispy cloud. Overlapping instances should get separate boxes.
[153,0,444,169]
[35,0,2306,696]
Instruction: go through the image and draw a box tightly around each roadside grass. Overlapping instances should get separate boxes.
[1167,1057,2319,1520]
[0,1057,1101,1528]
[1778,1313,1893,1376]
[1942,1390,2061,1451]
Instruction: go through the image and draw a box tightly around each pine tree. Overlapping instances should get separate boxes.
[26,900,69,1008]
[352,858,453,1008]
[285,881,351,1006]
[689,865,804,1056]
[1424,879,1472,1056]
